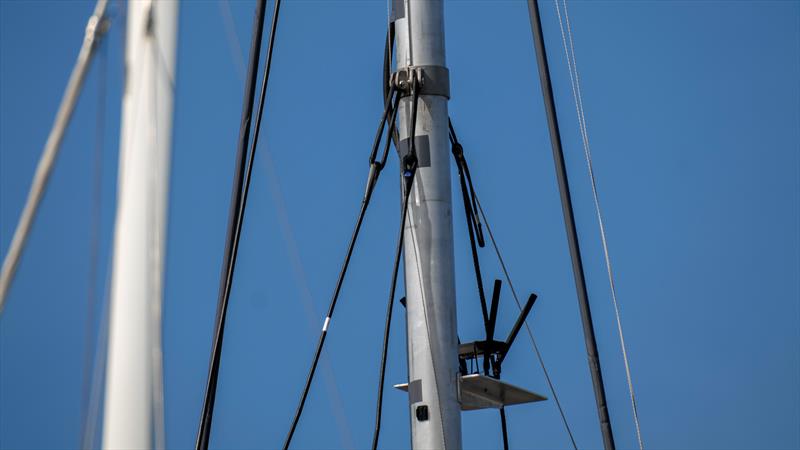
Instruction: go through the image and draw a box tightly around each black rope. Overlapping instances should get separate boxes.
[448,120,491,375]
[383,23,399,148]
[283,84,400,450]
[383,23,394,103]
[450,119,580,450]
[196,1,271,448]
[448,121,484,247]
[406,77,421,167]
[371,76,421,449]
[500,407,509,450]
[450,120,510,448]
[371,164,416,450]
[525,1,615,448]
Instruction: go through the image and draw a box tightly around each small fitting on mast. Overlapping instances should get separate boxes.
[391,66,450,99]
[402,152,418,193]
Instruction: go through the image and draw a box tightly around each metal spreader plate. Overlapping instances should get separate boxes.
[394,374,546,411]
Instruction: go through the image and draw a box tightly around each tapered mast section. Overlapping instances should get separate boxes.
[395,1,462,448]
[102,1,178,448]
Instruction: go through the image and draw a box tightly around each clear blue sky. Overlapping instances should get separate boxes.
[1,1,798,449]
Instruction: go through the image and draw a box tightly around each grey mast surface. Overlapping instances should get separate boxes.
[395,1,462,448]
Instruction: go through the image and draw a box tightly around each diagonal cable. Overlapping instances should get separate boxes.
[371,167,416,450]
[448,120,577,448]
[282,83,400,450]
[214,2,356,444]
[553,1,644,447]
[196,1,271,447]
[0,0,111,312]
[475,196,579,450]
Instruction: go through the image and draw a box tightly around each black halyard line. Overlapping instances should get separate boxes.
[526,0,616,448]
[371,164,416,450]
[449,118,579,450]
[196,1,268,448]
[282,81,401,450]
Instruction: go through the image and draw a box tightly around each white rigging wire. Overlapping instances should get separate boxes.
[552,1,644,448]
[81,254,113,450]
[219,0,246,81]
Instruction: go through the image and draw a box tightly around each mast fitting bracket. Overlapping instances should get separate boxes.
[392,66,450,99]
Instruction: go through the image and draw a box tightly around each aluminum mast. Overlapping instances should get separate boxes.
[102,1,178,448]
[395,1,462,448]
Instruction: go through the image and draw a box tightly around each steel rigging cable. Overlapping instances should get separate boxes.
[196,0,280,447]
[370,161,417,450]
[449,121,579,450]
[449,120,491,361]
[553,1,644,447]
[449,123,509,449]
[282,80,406,450]
[526,0,616,448]
[214,3,356,445]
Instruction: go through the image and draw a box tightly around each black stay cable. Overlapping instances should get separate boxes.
[370,77,420,450]
[449,120,507,447]
[407,78,421,163]
[283,84,400,450]
[196,1,267,448]
[197,0,283,447]
[371,164,417,450]
[448,120,491,375]
[383,23,399,148]
[526,1,615,448]
[448,120,484,247]
[383,23,394,103]
[500,407,509,450]
[450,119,580,450]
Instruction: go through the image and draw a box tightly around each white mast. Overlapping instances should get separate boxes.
[102,1,178,448]
[395,1,462,448]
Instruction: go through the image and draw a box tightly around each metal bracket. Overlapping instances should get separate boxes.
[391,66,450,99]
[395,375,546,411]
